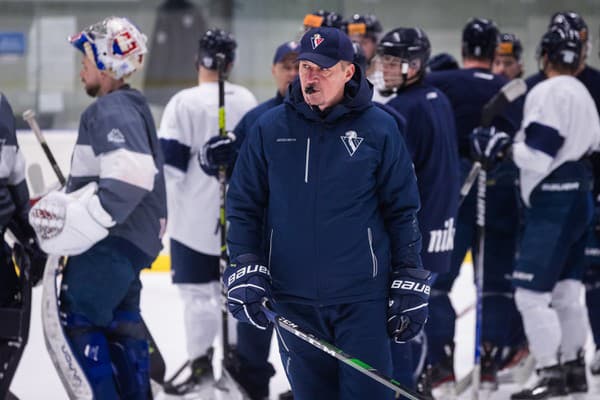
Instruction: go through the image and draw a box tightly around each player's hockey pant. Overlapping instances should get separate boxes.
[426,160,521,365]
[273,300,393,400]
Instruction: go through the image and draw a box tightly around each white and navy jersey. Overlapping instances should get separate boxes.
[514,75,600,206]
[159,82,257,256]
[67,86,167,259]
[0,93,29,230]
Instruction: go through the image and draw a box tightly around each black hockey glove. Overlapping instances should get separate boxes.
[7,219,46,286]
[223,254,271,330]
[470,126,512,171]
[387,268,431,343]
[199,132,238,178]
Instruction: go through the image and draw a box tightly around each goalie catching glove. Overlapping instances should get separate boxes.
[28,182,115,256]
[387,267,431,343]
[223,254,271,330]
[470,126,512,171]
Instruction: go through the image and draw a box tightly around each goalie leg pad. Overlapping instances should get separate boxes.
[107,310,150,400]
[63,313,120,399]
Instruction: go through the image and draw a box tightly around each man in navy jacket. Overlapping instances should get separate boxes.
[223,27,430,399]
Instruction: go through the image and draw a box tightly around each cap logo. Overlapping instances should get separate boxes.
[311,33,325,50]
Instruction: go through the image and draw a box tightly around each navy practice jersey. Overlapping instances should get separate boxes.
[67,86,167,259]
[426,68,520,158]
[386,83,460,274]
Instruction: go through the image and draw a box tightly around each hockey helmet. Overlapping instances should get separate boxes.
[549,11,588,43]
[462,17,500,60]
[378,27,431,65]
[197,28,237,70]
[69,16,148,79]
[344,13,383,39]
[303,10,344,30]
[497,33,523,60]
[537,25,582,70]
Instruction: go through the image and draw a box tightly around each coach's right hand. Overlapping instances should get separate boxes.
[223,254,271,330]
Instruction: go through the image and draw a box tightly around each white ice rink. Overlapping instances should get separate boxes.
[9,261,600,399]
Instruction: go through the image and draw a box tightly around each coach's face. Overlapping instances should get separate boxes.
[299,60,355,111]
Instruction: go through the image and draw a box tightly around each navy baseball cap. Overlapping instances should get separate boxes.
[273,41,299,64]
[298,27,354,68]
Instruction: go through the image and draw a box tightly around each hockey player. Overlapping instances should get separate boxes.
[423,17,521,393]
[343,13,383,78]
[427,53,459,72]
[216,40,298,400]
[158,28,257,395]
[28,16,167,399]
[0,94,46,399]
[224,27,429,400]
[376,27,459,389]
[478,25,599,399]
[493,33,524,80]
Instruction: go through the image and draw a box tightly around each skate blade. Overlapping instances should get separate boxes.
[155,381,217,400]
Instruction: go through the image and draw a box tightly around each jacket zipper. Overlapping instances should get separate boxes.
[268,228,274,267]
[367,227,378,278]
[304,137,310,183]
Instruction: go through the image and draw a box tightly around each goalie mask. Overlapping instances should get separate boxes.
[69,16,148,79]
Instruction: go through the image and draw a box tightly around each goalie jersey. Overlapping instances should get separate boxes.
[159,82,257,256]
[66,86,167,259]
[514,75,600,206]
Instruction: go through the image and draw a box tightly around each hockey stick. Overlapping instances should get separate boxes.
[261,300,430,400]
[212,53,251,399]
[22,110,167,387]
[458,78,526,206]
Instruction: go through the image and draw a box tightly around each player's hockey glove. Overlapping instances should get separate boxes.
[199,132,237,178]
[470,126,512,171]
[223,254,271,330]
[387,267,431,343]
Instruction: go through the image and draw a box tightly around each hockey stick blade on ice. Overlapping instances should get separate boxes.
[458,78,527,206]
[261,300,430,400]
[23,109,167,387]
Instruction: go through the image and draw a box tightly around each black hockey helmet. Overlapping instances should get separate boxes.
[197,28,236,70]
[462,18,500,60]
[427,52,459,71]
[549,11,588,43]
[352,41,367,73]
[537,25,581,71]
[497,33,523,60]
[343,13,383,39]
[303,10,344,30]
[378,27,431,65]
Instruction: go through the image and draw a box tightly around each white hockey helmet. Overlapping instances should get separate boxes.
[69,16,148,79]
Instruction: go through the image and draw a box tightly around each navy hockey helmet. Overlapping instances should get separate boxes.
[303,10,344,30]
[497,33,523,60]
[549,11,588,43]
[537,25,582,71]
[378,27,431,65]
[344,14,383,39]
[197,28,236,70]
[462,18,500,60]
[427,52,459,71]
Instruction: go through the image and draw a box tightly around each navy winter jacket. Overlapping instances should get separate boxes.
[227,71,422,305]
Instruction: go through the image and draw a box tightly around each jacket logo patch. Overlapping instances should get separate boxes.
[107,128,126,144]
[340,130,363,157]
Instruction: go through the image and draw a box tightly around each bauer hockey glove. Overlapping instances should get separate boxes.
[387,267,431,343]
[223,254,271,330]
[469,126,512,171]
[199,132,237,177]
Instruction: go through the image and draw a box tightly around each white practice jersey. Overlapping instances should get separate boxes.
[514,75,600,206]
[159,81,257,255]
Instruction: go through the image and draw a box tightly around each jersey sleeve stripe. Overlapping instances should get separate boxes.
[524,121,564,158]
[70,144,100,178]
[159,138,191,173]
[100,148,157,191]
